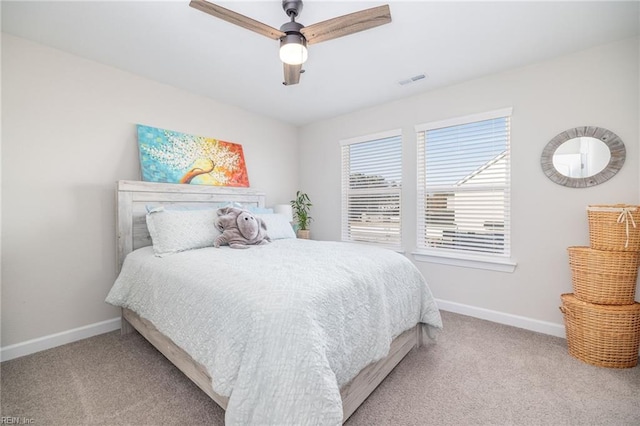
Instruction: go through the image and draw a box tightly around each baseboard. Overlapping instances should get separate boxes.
[0,302,568,362]
[0,317,121,362]
[5,301,636,361]
[436,298,566,338]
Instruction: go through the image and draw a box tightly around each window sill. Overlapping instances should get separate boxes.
[342,239,404,254]
[412,250,517,273]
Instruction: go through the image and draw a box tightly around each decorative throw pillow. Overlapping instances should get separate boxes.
[146,207,221,257]
[256,213,296,240]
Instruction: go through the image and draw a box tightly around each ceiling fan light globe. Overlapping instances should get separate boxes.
[279,34,308,65]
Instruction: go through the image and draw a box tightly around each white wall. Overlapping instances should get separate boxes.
[298,38,640,329]
[2,33,638,354]
[1,34,299,347]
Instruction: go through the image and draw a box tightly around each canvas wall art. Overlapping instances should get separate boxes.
[137,125,249,187]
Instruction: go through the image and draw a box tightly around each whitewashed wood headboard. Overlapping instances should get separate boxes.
[116,180,266,272]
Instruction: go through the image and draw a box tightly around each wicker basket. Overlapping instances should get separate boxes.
[560,294,640,368]
[587,204,640,252]
[567,247,639,305]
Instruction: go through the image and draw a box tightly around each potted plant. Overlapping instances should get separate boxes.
[290,191,313,239]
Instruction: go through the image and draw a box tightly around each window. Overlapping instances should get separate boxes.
[340,130,402,249]
[415,108,515,272]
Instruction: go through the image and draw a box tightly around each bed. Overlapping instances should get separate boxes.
[107,180,442,425]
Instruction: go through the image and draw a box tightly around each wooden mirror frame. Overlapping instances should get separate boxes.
[540,126,625,188]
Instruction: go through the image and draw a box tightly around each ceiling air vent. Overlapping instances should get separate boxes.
[398,73,427,86]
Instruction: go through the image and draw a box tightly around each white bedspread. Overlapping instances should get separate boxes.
[106,239,442,425]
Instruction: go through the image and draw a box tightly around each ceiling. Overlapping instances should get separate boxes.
[2,1,638,126]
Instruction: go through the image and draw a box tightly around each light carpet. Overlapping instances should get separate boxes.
[1,311,639,425]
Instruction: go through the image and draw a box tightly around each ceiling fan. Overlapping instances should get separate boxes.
[189,0,392,86]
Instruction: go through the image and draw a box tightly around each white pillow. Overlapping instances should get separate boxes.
[256,213,296,240]
[146,207,221,257]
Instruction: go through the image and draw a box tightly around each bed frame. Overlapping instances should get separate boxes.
[116,180,426,422]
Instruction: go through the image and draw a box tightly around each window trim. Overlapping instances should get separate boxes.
[412,250,517,273]
[339,128,403,147]
[414,108,517,272]
[415,108,513,133]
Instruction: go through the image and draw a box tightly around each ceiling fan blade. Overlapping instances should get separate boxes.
[300,5,391,45]
[283,63,302,86]
[190,0,285,40]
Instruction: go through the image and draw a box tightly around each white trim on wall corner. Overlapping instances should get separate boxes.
[436,298,566,339]
[0,317,121,362]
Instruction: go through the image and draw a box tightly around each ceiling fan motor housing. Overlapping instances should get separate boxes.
[280,21,304,36]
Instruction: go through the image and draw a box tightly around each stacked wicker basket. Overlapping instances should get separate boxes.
[561,204,640,368]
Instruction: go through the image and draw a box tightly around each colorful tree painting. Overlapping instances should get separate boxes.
[137,125,249,187]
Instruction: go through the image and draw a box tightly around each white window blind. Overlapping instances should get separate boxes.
[416,108,511,258]
[341,130,402,248]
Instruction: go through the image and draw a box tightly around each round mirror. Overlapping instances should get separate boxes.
[541,126,625,188]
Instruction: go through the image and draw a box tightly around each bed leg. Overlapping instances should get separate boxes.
[121,314,134,335]
[416,324,424,348]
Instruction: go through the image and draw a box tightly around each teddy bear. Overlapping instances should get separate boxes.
[213,206,270,249]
